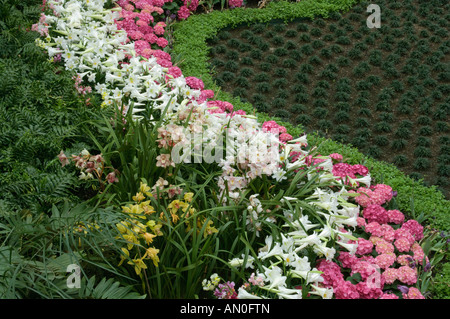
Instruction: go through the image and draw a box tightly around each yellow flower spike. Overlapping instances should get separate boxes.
[132,192,145,203]
[128,258,147,276]
[144,247,160,267]
[167,200,182,215]
[118,247,130,266]
[116,221,129,234]
[204,220,218,238]
[184,192,194,202]
[171,212,180,224]
[139,182,153,197]
[141,232,157,245]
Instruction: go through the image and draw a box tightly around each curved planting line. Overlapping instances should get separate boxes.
[172,0,450,231]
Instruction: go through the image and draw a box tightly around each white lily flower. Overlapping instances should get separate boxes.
[263,266,287,289]
[310,284,333,299]
[237,287,264,299]
[337,241,358,255]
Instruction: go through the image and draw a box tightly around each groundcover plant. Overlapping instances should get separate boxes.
[208,0,450,199]
[2,0,448,299]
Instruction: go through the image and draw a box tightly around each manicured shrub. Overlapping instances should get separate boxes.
[290,104,306,113]
[271,35,285,46]
[300,44,314,55]
[256,82,271,93]
[224,60,238,72]
[274,47,288,57]
[418,126,433,136]
[282,58,297,68]
[239,68,254,77]
[266,54,279,64]
[374,135,389,147]
[226,49,239,60]
[374,121,392,133]
[299,63,313,74]
[254,72,269,82]
[336,56,351,67]
[295,73,310,84]
[295,114,311,125]
[221,71,235,82]
[240,57,254,65]
[313,107,328,118]
[285,40,297,50]
[414,158,431,170]
[414,146,432,158]
[285,29,297,38]
[393,154,408,166]
[392,139,408,150]
[273,78,288,88]
[335,124,350,134]
[250,48,263,60]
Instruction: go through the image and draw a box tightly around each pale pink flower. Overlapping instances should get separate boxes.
[156,153,175,168]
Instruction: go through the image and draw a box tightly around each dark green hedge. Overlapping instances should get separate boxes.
[172,0,450,231]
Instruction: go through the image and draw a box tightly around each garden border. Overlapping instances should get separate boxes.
[172,0,450,230]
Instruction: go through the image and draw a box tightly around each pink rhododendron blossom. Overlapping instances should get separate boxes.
[363,204,389,224]
[356,238,373,255]
[334,281,360,299]
[337,252,359,268]
[374,253,396,269]
[374,238,395,254]
[177,5,191,20]
[228,0,243,7]
[396,266,417,285]
[401,220,424,241]
[382,267,397,284]
[403,287,425,299]
[387,209,405,224]
[329,153,343,162]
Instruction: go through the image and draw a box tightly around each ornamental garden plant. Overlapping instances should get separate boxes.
[0,0,449,300]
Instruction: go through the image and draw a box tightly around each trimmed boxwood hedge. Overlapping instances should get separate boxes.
[172,0,450,232]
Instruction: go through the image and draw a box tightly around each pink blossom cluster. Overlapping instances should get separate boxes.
[262,121,293,143]
[213,281,238,299]
[73,74,93,95]
[177,0,200,20]
[352,184,394,207]
[228,0,244,8]
[332,162,369,179]
[31,13,49,36]
[115,0,172,59]
[313,164,428,299]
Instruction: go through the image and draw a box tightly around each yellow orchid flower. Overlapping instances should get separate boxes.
[132,192,145,203]
[118,247,130,266]
[184,192,194,202]
[141,232,157,244]
[139,182,153,197]
[128,257,147,275]
[144,247,160,267]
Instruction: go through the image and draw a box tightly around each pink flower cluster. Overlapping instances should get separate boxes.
[177,0,200,20]
[353,184,394,207]
[115,0,172,59]
[213,281,238,299]
[262,121,293,143]
[314,160,428,299]
[73,74,93,95]
[228,0,244,8]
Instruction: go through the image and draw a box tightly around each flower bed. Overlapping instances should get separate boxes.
[31,0,449,299]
